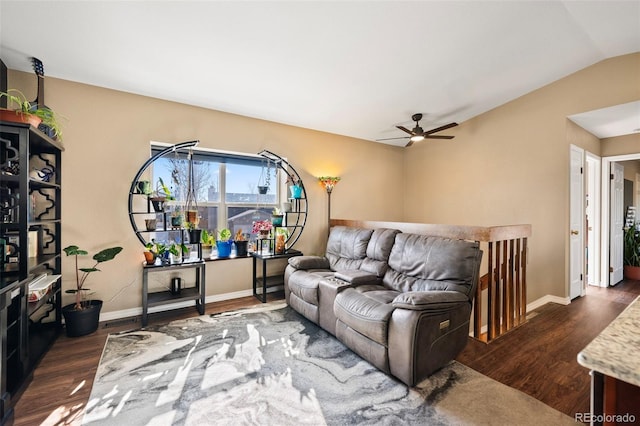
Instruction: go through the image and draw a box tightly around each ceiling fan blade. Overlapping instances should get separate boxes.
[376,136,410,141]
[405,139,414,147]
[396,125,415,135]
[424,135,455,139]
[424,122,458,135]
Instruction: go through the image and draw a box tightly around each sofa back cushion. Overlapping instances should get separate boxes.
[361,228,401,276]
[384,233,482,298]
[326,226,374,271]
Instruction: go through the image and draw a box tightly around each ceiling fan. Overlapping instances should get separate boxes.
[377,113,458,147]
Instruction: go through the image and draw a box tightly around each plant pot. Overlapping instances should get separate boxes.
[62,300,102,337]
[272,214,284,226]
[624,265,640,280]
[0,108,42,128]
[150,197,165,212]
[171,215,183,228]
[188,229,202,244]
[258,185,269,195]
[145,218,157,231]
[235,240,248,257]
[216,240,233,258]
[290,185,303,199]
[143,251,157,265]
[201,244,212,259]
[186,210,198,224]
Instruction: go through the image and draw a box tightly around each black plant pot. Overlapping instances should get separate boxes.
[188,229,202,244]
[62,300,103,337]
[235,240,249,257]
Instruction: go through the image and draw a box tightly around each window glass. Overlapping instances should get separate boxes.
[151,147,277,236]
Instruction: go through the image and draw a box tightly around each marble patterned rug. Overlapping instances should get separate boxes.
[83,303,574,425]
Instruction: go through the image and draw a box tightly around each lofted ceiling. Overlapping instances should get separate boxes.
[1,1,639,146]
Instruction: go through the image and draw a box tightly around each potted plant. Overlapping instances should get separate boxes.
[150,177,173,212]
[171,207,183,229]
[186,221,202,244]
[274,227,289,254]
[252,220,273,238]
[62,244,123,337]
[624,225,640,280]
[286,175,303,199]
[201,229,215,258]
[1,89,64,139]
[216,228,233,258]
[145,239,168,264]
[272,207,284,226]
[234,229,249,256]
[168,242,188,264]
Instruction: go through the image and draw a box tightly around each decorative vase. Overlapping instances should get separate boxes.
[235,240,249,256]
[275,234,286,254]
[272,214,284,226]
[290,185,303,199]
[216,240,233,258]
[62,300,103,337]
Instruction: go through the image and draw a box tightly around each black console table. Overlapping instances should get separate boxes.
[252,249,302,303]
[142,260,206,326]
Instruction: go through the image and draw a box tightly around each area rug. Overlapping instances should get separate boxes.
[83,303,574,425]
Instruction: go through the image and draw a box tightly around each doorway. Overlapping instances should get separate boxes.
[601,154,640,287]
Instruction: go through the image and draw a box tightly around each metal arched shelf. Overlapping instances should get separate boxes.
[128,141,199,247]
[258,150,307,250]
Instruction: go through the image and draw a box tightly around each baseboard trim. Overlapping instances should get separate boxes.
[99,287,283,324]
[469,293,572,337]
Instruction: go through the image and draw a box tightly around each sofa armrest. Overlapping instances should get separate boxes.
[334,269,380,285]
[288,255,330,270]
[392,291,469,311]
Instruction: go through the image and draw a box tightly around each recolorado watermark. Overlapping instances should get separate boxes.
[575,413,636,423]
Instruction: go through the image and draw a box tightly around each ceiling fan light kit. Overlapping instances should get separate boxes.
[377,113,458,147]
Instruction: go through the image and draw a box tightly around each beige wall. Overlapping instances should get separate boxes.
[8,70,404,315]
[403,52,640,302]
[601,133,640,157]
[8,52,640,315]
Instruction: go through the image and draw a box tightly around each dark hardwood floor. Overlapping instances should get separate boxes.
[10,282,640,425]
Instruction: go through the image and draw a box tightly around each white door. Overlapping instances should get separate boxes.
[570,146,585,299]
[610,162,624,285]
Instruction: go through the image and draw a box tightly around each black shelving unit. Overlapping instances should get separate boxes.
[1,121,63,424]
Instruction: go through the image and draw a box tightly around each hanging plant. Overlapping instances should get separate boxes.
[257,159,272,194]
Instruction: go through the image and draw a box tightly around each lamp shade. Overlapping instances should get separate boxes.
[318,176,341,194]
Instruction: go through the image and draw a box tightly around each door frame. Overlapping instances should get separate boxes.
[569,145,586,298]
[601,153,640,287]
[586,152,601,287]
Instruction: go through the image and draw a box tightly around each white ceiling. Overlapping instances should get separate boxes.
[1,1,639,146]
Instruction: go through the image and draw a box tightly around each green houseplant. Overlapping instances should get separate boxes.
[0,89,63,139]
[62,244,123,337]
[623,225,640,279]
[216,228,233,258]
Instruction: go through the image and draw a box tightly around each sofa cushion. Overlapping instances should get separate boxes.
[384,233,481,298]
[288,270,333,305]
[334,269,379,284]
[360,228,401,277]
[334,287,396,346]
[326,226,374,271]
[288,256,330,270]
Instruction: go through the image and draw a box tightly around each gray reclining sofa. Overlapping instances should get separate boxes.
[284,225,483,386]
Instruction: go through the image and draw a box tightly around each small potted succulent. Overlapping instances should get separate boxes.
[216,228,233,258]
[62,244,123,337]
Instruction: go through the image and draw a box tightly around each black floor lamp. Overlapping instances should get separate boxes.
[318,176,341,234]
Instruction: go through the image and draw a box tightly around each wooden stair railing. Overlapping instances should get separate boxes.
[329,219,532,343]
